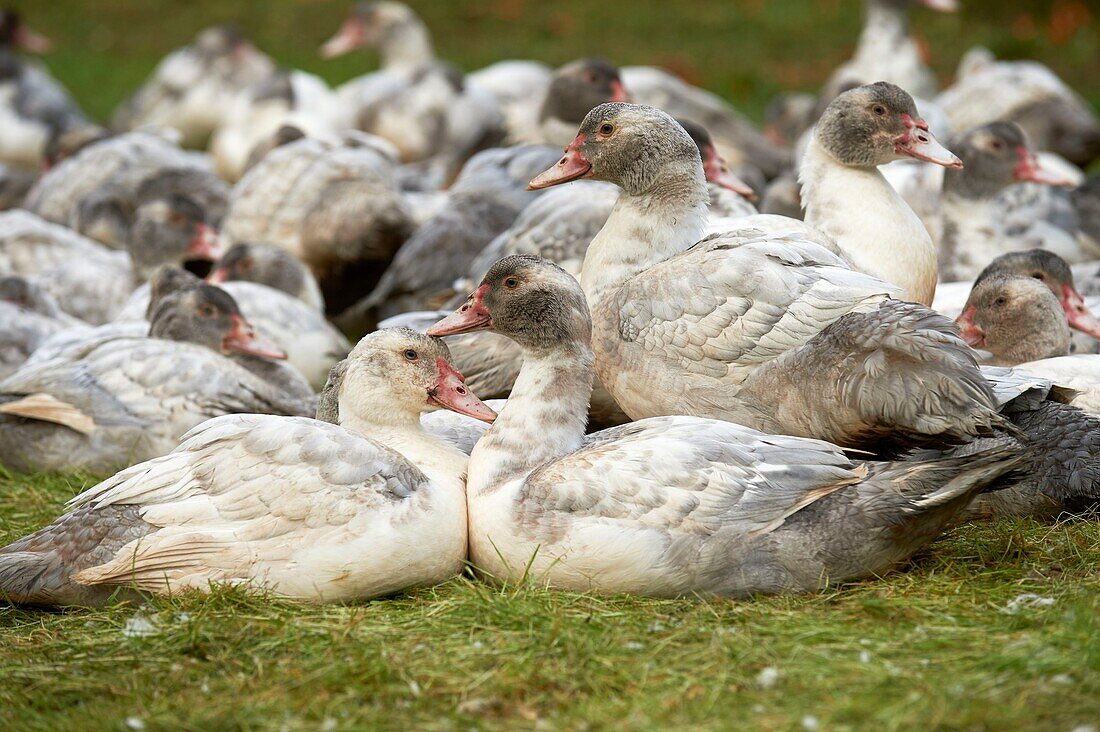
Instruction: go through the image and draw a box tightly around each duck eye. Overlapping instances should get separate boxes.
[1031,272,1045,280]
[598,122,615,136]
[198,304,217,318]
[503,277,519,289]
[403,349,418,361]
[238,257,253,271]
[167,211,188,226]
[994,297,1007,306]
[991,139,1005,151]
[872,105,887,116]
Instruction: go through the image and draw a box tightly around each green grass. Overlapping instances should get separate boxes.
[2,2,1099,728]
[8,0,1100,125]
[1,472,1097,730]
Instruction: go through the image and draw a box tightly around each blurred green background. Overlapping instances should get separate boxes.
[11,0,1100,124]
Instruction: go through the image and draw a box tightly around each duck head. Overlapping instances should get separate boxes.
[816,81,961,169]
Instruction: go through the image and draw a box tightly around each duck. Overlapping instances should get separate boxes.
[1008,355,1100,418]
[822,0,957,105]
[525,99,1000,454]
[0,276,86,379]
[0,278,313,474]
[799,82,961,305]
[111,26,275,148]
[24,131,227,253]
[320,2,504,175]
[207,241,326,311]
[220,132,415,315]
[209,69,345,182]
[114,268,349,391]
[338,143,562,331]
[936,47,1100,169]
[0,9,91,170]
[427,254,1020,597]
[932,250,1100,351]
[937,122,1084,282]
[0,328,496,607]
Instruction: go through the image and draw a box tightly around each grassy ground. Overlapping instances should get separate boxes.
[8,0,1100,124]
[1,472,1098,729]
[2,2,1100,729]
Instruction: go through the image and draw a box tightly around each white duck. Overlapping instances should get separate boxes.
[525,100,998,453]
[111,26,275,147]
[936,47,1100,169]
[320,2,504,172]
[428,255,1019,597]
[822,0,957,104]
[937,122,1084,282]
[0,329,496,607]
[0,281,312,474]
[0,10,91,169]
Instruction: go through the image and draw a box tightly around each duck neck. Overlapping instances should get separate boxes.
[468,341,594,496]
[379,21,434,72]
[855,1,910,64]
[800,134,936,303]
[580,167,708,307]
[341,404,469,487]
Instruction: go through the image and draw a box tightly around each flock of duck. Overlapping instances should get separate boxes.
[0,1,1098,606]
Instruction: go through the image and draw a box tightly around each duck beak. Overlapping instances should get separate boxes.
[222,314,287,359]
[206,267,229,284]
[895,114,963,169]
[429,358,496,423]
[702,146,756,199]
[528,134,593,190]
[609,80,632,103]
[919,0,958,11]
[427,285,492,336]
[14,25,52,54]
[1061,285,1100,339]
[954,306,985,347]
[1014,147,1077,187]
[186,224,224,261]
[320,17,366,59]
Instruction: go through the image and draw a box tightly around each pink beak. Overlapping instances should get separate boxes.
[206,267,229,284]
[428,284,493,336]
[1061,284,1100,339]
[14,25,52,54]
[702,145,756,199]
[222,314,287,360]
[895,114,963,169]
[186,224,224,261]
[609,79,632,103]
[320,18,365,59]
[1014,147,1076,187]
[528,134,593,190]
[429,358,496,423]
[954,306,985,347]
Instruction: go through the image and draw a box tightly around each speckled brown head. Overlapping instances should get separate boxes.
[945,122,1076,199]
[816,81,961,169]
[955,275,1071,364]
[529,103,700,197]
[539,59,631,128]
[972,250,1100,339]
[429,255,591,352]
